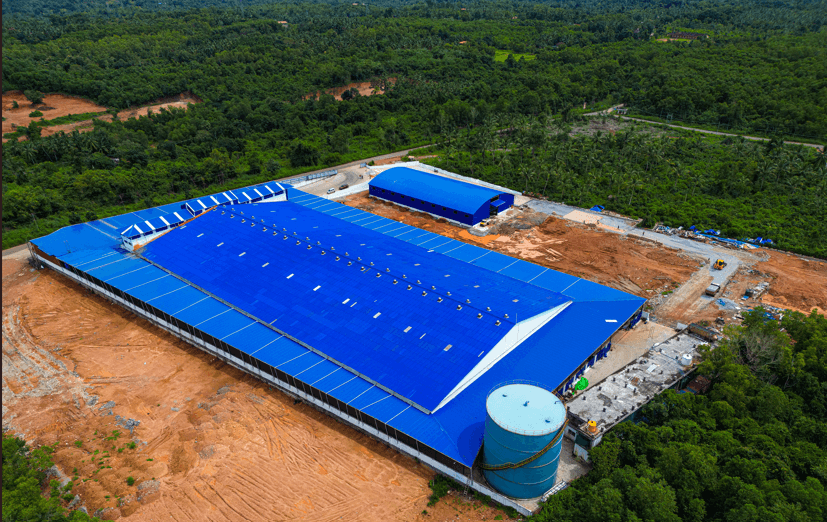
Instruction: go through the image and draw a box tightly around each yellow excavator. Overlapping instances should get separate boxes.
[713,259,726,270]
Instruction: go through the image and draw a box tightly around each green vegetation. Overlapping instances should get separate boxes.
[493,50,536,62]
[533,308,827,521]
[126,476,135,486]
[2,0,825,253]
[424,116,827,257]
[2,434,101,521]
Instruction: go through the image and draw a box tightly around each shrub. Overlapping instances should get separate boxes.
[126,476,135,486]
[29,110,43,117]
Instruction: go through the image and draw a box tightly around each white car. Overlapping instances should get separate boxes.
[327,188,335,194]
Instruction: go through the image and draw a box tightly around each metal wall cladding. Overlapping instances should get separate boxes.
[483,410,566,499]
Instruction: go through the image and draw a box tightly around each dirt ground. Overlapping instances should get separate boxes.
[757,250,827,314]
[304,78,397,101]
[343,194,699,296]
[2,91,201,141]
[2,251,518,521]
[115,92,202,121]
[2,91,107,139]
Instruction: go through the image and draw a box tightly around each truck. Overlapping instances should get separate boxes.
[705,283,721,296]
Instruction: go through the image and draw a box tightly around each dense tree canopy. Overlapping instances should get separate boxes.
[536,308,827,522]
[2,0,825,252]
[2,434,100,521]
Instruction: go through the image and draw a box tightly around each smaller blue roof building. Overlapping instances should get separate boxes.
[369,167,514,226]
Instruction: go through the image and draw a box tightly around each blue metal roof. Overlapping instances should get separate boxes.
[121,211,192,240]
[31,183,645,469]
[141,203,570,413]
[370,167,508,215]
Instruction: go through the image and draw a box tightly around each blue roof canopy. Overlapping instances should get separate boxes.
[370,167,511,215]
[142,202,570,413]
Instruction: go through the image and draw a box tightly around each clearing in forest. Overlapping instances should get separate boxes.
[1,91,201,142]
[493,50,536,62]
[304,78,397,101]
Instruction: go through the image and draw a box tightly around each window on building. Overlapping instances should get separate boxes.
[431,204,436,208]
[453,210,458,214]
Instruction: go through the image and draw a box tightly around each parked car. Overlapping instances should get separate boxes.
[327,188,335,194]
[339,183,349,190]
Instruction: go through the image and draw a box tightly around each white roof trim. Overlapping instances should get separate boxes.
[145,220,155,231]
[265,185,276,194]
[254,188,265,198]
[197,199,208,209]
[431,301,572,414]
[222,192,233,202]
[121,225,134,235]
[134,225,144,234]
[210,195,221,205]
[159,216,171,227]
[173,212,185,221]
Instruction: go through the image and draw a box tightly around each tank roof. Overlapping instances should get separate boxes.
[486,383,566,435]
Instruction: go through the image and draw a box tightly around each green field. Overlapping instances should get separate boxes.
[493,49,536,62]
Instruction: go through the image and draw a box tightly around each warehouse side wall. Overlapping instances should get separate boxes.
[369,185,477,225]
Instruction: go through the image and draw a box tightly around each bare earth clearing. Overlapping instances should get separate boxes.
[304,78,397,101]
[2,91,201,142]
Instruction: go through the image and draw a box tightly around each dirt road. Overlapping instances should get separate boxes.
[584,108,823,149]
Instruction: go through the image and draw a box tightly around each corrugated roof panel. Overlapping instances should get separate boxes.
[142,204,570,412]
[498,260,547,282]
[254,337,308,369]
[370,167,509,215]
[528,269,580,294]
[198,309,255,340]
[349,386,391,411]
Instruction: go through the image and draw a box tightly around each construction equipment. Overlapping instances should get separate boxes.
[713,259,726,270]
[705,283,721,296]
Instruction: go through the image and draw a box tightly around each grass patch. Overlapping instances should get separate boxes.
[493,49,536,62]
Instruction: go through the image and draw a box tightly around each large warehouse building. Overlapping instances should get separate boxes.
[30,181,644,513]
[369,167,515,226]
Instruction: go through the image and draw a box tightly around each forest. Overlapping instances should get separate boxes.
[3,0,826,254]
[2,434,100,521]
[423,116,827,257]
[535,308,827,522]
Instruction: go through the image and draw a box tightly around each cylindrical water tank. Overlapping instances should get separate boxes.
[483,382,567,499]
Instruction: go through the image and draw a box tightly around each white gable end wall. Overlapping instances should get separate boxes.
[431,301,571,413]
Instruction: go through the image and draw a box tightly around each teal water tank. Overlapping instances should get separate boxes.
[482,382,567,499]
